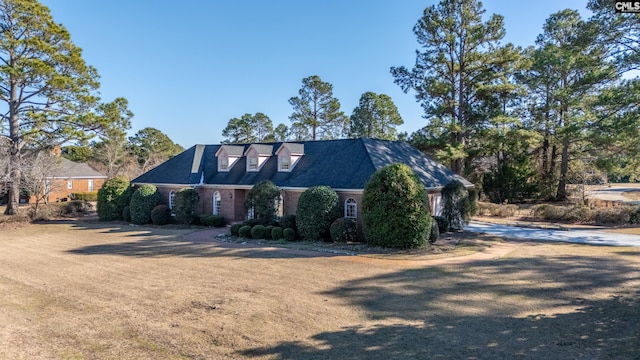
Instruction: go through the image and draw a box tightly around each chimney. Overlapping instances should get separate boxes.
[51,145,61,157]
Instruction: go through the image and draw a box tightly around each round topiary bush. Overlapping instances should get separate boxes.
[271,226,283,240]
[265,225,274,239]
[97,176,133,221]
[230,223,242,236]
[130,184,163,225]
[150,204,172,225]
[251,225,266,239]
[122,206,131,222]
[362,163,431,249]
[429,220,440,244]
[329,218,358,243]
[296,186,341,241]
[279,215,297,233]
[174,188,200,224]
[238,225,252,238]
[283,228,295,241]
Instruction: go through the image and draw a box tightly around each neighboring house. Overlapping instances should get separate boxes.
[43,158,107,203]
[132,138,472,223]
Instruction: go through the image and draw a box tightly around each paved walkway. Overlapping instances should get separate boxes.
[587,183,640,204]
[466,221,640,247]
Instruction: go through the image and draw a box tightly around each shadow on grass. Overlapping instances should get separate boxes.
[242,255,640,359]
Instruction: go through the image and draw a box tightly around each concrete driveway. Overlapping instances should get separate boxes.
[466,221,640,247]
[587,183,640,204]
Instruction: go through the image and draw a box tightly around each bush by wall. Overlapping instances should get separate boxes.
[129,184,163,225]
[442,180,469,231]
[271,226,283,240]
[122,206,131,222]
[238,225,252,238]
[244,180,281,225]
[283,228,296,241]
[199,214,226,227]
[97,176,133,221]
[329,217,359,243]
[174,187,200,224]
[265,225,274,239]
[432,216,449,233]
[279,214,297,232]
[429,220,440,244]
[70,192,98,201]
[251,225,266,239]
[151,204,172,225]
[296,186,341,241]
[230,223,242,236]
[362,163,431,249]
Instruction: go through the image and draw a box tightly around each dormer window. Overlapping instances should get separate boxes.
[244,144,273,172]
[249,157,258,170]
[216,145,243,172]
[276,143,304,172]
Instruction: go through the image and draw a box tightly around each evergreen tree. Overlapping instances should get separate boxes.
[348,92,403,140]
[289,75,347,140]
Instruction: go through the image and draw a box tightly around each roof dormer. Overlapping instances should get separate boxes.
[276,143,304,172]
[215,145,244,172]
[244,144,273,172]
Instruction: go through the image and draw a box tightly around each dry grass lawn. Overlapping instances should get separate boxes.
[0,220,639,359]
[623,191,640,200]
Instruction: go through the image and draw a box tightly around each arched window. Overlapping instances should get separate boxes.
[274,194,284,218]
[213,191,221,215]
[345,197,357,219]
[169,191,176,210]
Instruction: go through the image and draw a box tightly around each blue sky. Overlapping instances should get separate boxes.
[40,0,591,147]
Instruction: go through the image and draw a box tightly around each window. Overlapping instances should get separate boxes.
[280,157,290,171]
[220,158,228,170]
[67,180,73,190]
[274,194,283,218]
[247,207,255,220]
[248,157,258,170]
[169,191,176,211]
[345,198,357,219]
[213,191,221,215]
[88,179,94,192]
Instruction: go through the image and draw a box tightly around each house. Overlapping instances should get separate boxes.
[132,138,472,223]
[43,157,107,203]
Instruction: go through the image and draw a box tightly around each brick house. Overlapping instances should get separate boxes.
[131,138,471,223]
[44,158,107,203]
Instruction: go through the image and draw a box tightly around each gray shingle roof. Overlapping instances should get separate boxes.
[52,158,106,179]
[132,138,471,190]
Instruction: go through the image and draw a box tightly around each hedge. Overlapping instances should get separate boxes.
[129,184,163,225]
[296,186,341,241]
[97,176,133,221]
[70,192,98,201]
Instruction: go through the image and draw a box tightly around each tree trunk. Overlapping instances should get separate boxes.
[556,134,570,200]
[5,79,20,215]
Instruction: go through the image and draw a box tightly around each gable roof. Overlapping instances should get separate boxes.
[132,138,471,190]
[50,158,106,179]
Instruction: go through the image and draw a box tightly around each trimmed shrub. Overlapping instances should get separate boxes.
[594,207,633,225]
[532,204,564,221]
[150,204,172,225]
[251,225,266,239]
[174,188,200,224]
[230,223,242,236]
[433,216,449,233]
[60,200,92,216]
[97,176,133,221]
[122,206,131,222]
[243,218,263,227]
[200,214,226,227]
[296,186,341,241]
[442,180,469,231]
[630,207,640,224]
[562,205,593,223]
[271,226,283,240]
[244,180,281,225]
[130,184,163,225]
[238,225,252,238]
[70,192,98,201]
[362,163,431,249]
[265,225,274,239]
[279,214,297,233]
[429,220,440,244]
[283,228,295,242]
[329,218,358,243]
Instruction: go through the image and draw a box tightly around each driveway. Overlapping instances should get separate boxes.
[587,183,640,204]
[466,221,640,247]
